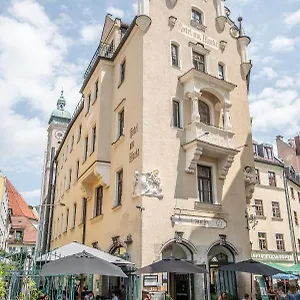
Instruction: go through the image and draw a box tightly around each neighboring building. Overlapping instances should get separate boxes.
[36,90,71,254]
[249,140,300,268]
[0,173,11,250]
[6,179,38,254]
[44,1,255,299]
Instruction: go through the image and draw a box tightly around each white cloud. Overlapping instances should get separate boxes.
[253,67,278,80]
[270,36,299,52]
[261,56,281,65]
[284,9,300,28]
[21,189,41,199]
[106,6,125,18]
[275,76,295,88]
[80,23,102,44]
[0,0,82,174]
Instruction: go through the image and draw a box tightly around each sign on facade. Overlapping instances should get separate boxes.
[177,22,219,50]
[251,252,293,261]
[171,215,227,228]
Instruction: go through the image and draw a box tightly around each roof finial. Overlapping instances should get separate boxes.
[238,15,246,37]
[57,89,66,110]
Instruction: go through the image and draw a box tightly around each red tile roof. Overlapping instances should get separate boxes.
[10,216,37,245]
[7,179,38,220]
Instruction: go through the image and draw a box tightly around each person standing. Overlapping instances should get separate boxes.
[287,284,300,300]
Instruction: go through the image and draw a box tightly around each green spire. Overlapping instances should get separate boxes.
[57,89,66,110]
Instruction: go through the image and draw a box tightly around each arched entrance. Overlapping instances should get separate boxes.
[208,244,237,298]
[162,242,195,300]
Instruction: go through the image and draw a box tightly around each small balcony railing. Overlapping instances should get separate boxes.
[83,42,115,80]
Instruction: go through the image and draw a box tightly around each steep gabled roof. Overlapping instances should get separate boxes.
[7,179,38,220]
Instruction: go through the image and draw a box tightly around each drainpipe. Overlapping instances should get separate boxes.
[82,198,87,245]
[41,147,55,254]
[283,169,298,264]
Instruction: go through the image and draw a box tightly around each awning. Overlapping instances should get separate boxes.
[263,262,294,273]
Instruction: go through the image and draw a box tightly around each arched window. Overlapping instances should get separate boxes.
[198,100,210,125]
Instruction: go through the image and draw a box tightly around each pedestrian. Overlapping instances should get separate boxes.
[112,292,119,300]
[287,284,300,300]
[218,292,228,300]
[242,293,249,300]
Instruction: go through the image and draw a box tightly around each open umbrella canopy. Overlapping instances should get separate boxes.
[219,259,284,276]
[136,257,207,274]
[40,251,127,277]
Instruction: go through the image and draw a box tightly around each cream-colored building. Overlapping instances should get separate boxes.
[44,1,255,299]
[249,141,300,268]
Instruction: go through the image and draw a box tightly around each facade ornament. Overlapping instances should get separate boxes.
[112,235,120,245]
[80,183,92,200]
[219,154,235,180]
[175,231,184,243]
[229,26,239,39]
[244,165,256,202]
[219,234,227,246]
[133,170,163,199]
[94,162,110,188]
[168,16,177,28]
[220,40,227,52]
[245,206,258,230]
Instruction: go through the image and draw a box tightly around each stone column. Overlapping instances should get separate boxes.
[223,103,232,131]
[188,92,201,122]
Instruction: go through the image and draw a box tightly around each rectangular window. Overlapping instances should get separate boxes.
[291,187,295,199]
[83,136,88,162]
[120,60,126,83]
[65,209,69,232]
[70,135,74,152]
[276,234,285,251]
[87,94,91,113]
[272,201,281,218]
[294,211,299,226]
[218,64,224,80]
[255,169,260,184]
[172,100,181,128]
[68,169,72,189]
[94,186,103,217]
[78,124,82,143]
[116,169,123,206]
[268,171,276,187]
[298,239,300,251]
[118,109,125,137]
[192,9,202,24]
[254,199,264,216]
[193,52,205,72]
[298,191,300,203]
[197,165,213,204]
[72,203,77,228]
[253,144,258,156]
[171,44,179,67]
[258,232,267,250]
[91,126,96,154]
[95,80,99,100]
[264,147,273,159]
[76,160,80,180]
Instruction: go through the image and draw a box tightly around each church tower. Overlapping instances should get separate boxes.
[36,91,71,254]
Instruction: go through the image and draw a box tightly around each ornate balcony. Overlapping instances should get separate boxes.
[182,121,238,179]
[80,161,110,199]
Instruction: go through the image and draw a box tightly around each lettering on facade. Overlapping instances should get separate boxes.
[177,22,218,50]
[129,124,140,163]
[251,252,293,261]
[171,215,227,229]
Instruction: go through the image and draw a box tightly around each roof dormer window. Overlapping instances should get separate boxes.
[263,146,273,159]
[253,143,258,156]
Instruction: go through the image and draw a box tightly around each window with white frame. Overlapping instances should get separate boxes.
[87,94,91,113]
[94,186,103,217]
[268,171,276,187]
[192,9,203,24]
[218,63,225,80]
[65,209,69,232]
[118,109,125,137]
[193,51,205,72]
[68,169,72,189]
[172,100,181,128]
[171,43,179,67]
[272,201,281,218]
[120,60,126,84]
[72,203,76,228]
[264,146,273,159]
[91,126,96,154]
[258,232,267,250]
[76,160,80,180]
[276,234,285,251]
[83,136,88,162]
[116,169,123,206]
[254,199,264,216]
[197,165,213,204]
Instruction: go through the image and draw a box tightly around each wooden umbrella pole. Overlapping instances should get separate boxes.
[250,273,253,300]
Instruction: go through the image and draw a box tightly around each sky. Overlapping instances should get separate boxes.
[0,0,299,206]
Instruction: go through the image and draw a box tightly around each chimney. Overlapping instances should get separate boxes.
[288,138,295,148]
[295,136,300,156]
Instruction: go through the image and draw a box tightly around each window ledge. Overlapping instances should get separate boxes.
[89,150,95,157]
[118,79,125,89]
[256,215,267,220]
[171,65,182,71]
[272,217,283,221]
[63,230,67,235]
[70,226,75,231]
[190,20,207,32]
[112,204,122,211]
[112,135,125,147]
[90,214,103,223]
[172,126,184,131]
[78,222,83,227]
[194,201,222,212]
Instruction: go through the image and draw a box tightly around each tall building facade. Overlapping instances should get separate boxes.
[249,140,300,268]
[36,91,71,254]
[46,1,255,299]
